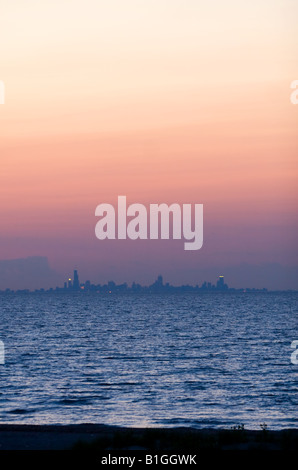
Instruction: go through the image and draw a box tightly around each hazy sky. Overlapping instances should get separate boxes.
[0,0,297,289]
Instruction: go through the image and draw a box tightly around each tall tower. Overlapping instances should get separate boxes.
[73,269,80,291]
[217,275,225,290]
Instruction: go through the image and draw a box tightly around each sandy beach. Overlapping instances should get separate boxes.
[0,423,297,451]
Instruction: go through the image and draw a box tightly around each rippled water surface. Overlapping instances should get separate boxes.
[0,292,297,429]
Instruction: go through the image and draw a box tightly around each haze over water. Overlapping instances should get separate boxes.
[0,292,297,430]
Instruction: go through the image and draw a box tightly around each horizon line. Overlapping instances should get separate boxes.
[1,270,297,294]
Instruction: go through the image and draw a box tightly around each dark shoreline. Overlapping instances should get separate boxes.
[0,423,297,451]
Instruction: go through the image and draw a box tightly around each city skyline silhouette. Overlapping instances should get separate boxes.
[1,268,283,294]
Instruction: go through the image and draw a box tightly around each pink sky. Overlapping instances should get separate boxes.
[0,0,297,289]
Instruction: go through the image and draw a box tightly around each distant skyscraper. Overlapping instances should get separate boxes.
[73,269,80,291]
[217,275,227,290]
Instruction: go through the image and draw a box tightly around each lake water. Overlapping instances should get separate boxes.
[0,292,297,430]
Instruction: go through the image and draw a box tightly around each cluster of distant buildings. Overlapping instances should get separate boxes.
[0,270,269,294]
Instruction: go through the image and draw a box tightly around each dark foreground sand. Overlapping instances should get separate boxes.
[0,423,297,451]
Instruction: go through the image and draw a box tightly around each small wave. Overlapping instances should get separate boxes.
[156,417,227,429]
[58,395,110,405]
[59,398,91,405]
[8,408,36,415]
[184,381,206,390]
